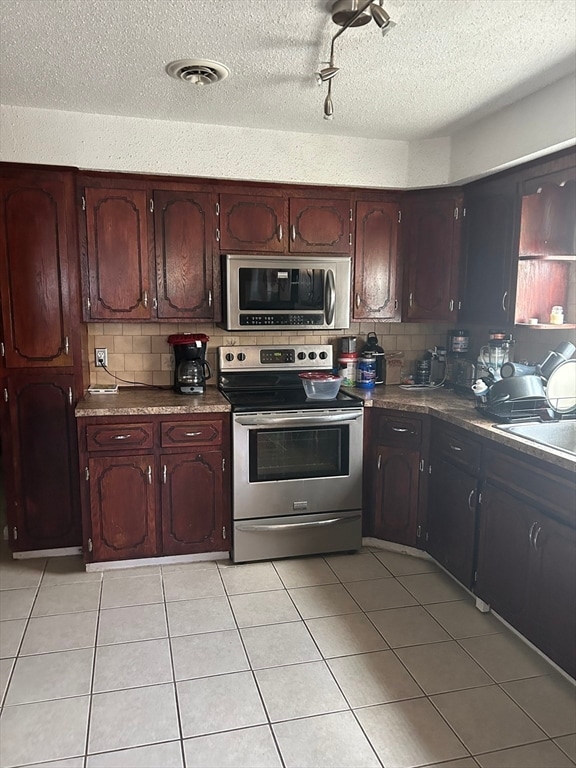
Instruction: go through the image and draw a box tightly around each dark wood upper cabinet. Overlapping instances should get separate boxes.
[82,186,152,320]
[0,171,74,367]
[3,373,82,551]
[402,192,462,322]
[289,197,351,254]
[218,192,351,254]
[161,451,225,555]
[353,200,400,320]
[218,193,286,252]
[459,177,518,325]
[154,190,216,319]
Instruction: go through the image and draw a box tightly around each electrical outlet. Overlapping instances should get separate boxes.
[95,348,108,367]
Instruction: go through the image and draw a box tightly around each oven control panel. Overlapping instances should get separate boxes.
[218,345,333,372]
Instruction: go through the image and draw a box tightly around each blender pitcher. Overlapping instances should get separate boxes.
[479,338,514,377]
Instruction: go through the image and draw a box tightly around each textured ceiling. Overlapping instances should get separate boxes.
[1,0,575,141]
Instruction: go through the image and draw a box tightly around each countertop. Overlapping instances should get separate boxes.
[75,385,576,473]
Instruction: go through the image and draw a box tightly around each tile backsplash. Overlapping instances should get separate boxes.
[87,321,453,388]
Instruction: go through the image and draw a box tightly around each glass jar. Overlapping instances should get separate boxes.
[550,306,564,324]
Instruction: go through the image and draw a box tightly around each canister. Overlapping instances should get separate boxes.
[338,352,358,387]
[357,352,376,389]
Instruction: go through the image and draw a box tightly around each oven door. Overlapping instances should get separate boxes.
[232,408,363,521]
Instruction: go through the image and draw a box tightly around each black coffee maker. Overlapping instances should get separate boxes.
[167,334,212,394]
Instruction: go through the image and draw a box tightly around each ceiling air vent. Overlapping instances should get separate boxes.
[165,59,230,86]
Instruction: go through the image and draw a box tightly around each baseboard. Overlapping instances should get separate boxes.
[362,536,432,560]
[13,546,83,559]
[85,550,230,572]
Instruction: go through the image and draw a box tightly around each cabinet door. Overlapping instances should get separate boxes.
[403,196,460,322]
[475,482,533,635]
[161,451,226,555]
[529,515,576,678]
[353,201,400,320]
[219,194,286,252]
[460,181,517,325]
[0,172,74,367]
[154,190,216,319]
[372,445,420,546]
[3,374,81,551]
[427,459,477,588]
[88,455,157,560]
[289,198,351,254]
[83,187,152,320]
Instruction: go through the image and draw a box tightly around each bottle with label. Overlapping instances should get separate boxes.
[357,352,376,389]
[549,306,564,324]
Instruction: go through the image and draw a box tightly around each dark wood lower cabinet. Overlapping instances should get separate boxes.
[3,373,82,551]
[363,410,428,548]
[476,445,576,678]
[161,451,225,555]
[78,413,230,562]
[88,455,157,561]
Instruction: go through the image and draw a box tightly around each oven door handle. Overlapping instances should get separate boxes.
[236,514,361,532]
[325,269,336,325]
[234,412,363,427]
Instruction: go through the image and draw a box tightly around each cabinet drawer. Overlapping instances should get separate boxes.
[485,445,575,528]
[85,422,154,451]
[433,425,482,474]
[161,420,223,448]
[376,413,423,448]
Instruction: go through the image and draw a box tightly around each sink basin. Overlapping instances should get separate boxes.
[495,421,576,456]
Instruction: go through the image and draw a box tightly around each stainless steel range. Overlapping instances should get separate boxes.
[218,344,364,563]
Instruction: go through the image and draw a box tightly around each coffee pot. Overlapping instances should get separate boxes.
[168,334,211,394]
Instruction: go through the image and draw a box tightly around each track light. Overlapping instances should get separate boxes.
[316,66,340,85]
[316,0,394,120]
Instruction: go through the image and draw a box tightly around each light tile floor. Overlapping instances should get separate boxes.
[0,545,575,768]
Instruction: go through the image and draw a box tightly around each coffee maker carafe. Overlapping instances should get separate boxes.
[168,334,211,394]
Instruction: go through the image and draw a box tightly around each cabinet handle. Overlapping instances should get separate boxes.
[208,290,212,307]
[528,521,537,548]
[68,387,73,405]
[3,388,8,403]
[277,224,283,241]
[349,233,352,246]
[467,489,475,511]
[0,342,4,357]
[392,427,413,433]
[216,227,221,242]
[85,466,90,481]
[502,291,508,312]
[184,431,202,436]
[64,336,69,355]
[355,293,361,309]
[533,524,542,551]
[142,290,148,308]
[449,299,454,312]
[448,443,462,452]
[215,202,220,216]
[419,458,424,472]
[409,292,413,308]
[152,297,158,310]
[87,538,93,553]
[149,199,154,213]
[112,434,131,440]
[377,454,381,470]
[162,465,167,484]
[291,224,296,242]
[394,299,398,310]
[147,465,152,484]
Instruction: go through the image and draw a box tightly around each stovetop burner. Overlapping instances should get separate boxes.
[218,344,364,412]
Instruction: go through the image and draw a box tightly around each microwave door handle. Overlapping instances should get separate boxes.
[325,269,336,325]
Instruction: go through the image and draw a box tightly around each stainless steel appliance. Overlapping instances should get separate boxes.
[221,254,351,331]
[168,334,212,394]
[218,344,364,563]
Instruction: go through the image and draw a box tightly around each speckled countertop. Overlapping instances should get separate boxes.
[75,386,231,416]
[353,386,576,473]
[75,385,575,473]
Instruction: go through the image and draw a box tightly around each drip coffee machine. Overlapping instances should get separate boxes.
[168,334,211,394]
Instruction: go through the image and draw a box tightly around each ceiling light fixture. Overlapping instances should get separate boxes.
[317,0,394,120]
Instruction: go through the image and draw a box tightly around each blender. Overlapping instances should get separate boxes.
[478,330,515,380]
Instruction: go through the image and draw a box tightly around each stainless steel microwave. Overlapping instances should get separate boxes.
[221,254,351,331]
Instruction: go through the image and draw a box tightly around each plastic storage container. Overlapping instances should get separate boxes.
[338,353,358,386]
[299,372,342,399]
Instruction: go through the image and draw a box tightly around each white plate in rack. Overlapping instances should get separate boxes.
[546,359,576,413]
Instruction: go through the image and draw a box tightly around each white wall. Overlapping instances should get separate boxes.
[450,74,576,182]
[0,105,411,188]
[1,74,574,187]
